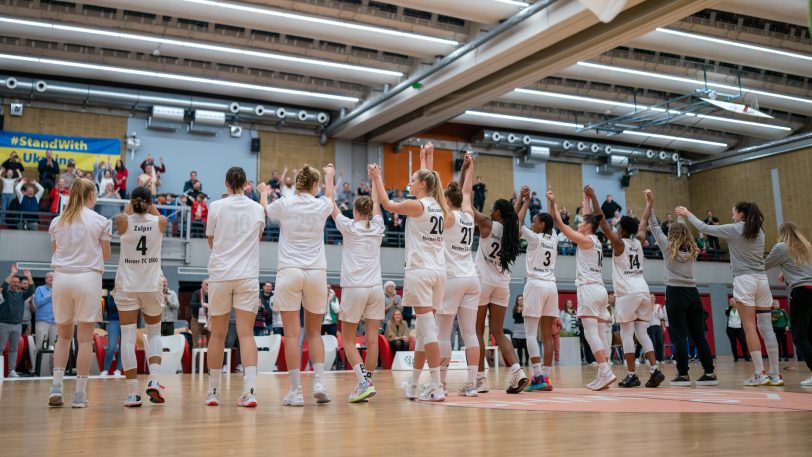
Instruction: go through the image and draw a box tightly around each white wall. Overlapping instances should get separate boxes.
[513,159,547,226]
[581,163,626,216]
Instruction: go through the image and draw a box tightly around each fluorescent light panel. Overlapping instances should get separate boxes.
[514,88,791,131]
[656,28,812,62]
[493,0,530,6]
[622,130,727,147]
[576,62,812,105]
[181,0,458,46]
[0,16,402,78]
[0,53,359,103]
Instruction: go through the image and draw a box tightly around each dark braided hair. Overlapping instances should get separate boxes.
[735,201,764,240]
[535,212,554,236]
[618,215,639,239]
[130,186,152,214]
[493,199,520,274]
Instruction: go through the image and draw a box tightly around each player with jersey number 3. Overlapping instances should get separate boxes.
[114,186,168,407]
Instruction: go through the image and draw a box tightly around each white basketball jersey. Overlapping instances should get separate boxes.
[575,234,603,286]
[405,197,445,271]
[612,238,649,296]
[523,226,558,282]
[444,210,477,278]
[117,213,162,292]
[476,221,510,286]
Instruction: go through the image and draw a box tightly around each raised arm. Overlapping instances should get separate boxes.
[323,164,340,220]
[460,153,474,216]
[675,206,737,240]
[368,164,422,217]
[14,180,24,201]
[586,185,622,255]
[516,186,530,224]
[637,189,653,243]
[420,142,434,170]
[458,153,470,189]
[547,191,593,248]
[370,173,381,217]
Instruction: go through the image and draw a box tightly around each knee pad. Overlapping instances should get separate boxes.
[415,313,438,345]
[620,322,636,354]
[145,323,163,360]
[582,319,605,353]
[634,321,654,353]
[120,324,138,371]
[757,312,778,348]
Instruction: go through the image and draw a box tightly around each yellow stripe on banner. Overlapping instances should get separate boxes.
[0,147,119,173]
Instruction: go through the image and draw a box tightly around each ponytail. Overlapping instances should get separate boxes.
[414,169,449,220]
[59,178,96,226]
[735,201,764,240]
[354,196,374,229]
[493,198,520,274]
[130,186,152,214]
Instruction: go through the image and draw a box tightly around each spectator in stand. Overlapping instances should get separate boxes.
[266,170,281,191]
[574,206,582,227]
[321,285,340,336]
[560,299,576,333]
[140,154,165,176]
[38,150,60,189]
[725,297,749,362]
[22,279,35,338]
[528,191,542,221]
[601,194,622,221]
[383,281,402,326]
[257,282,274,336]
[15,179,45,230]
[34,272,58,354]
[138,164,159,195]
[512,295,528,366]
[114,160,128,198]
[278,167,295,198]
[336,182,354,210]
[388,212,405,232]
[385,310,410,353]
[627,208,639,224]
[703,210,721,253]
[161,278,180,336]
[48,178,70,214]
[97,183,121,220]
[472,176,486,212]
[392,189,405,203]
[270,296,283,336]
[771,299,791,362]
[190,193,208,237]
[610,210,621,231]
[648,294,667,363]
[551,316,563,364]
[356,179,370,197]
[1,168,22,223]
[190,279,209,348]
[244,181,258,202]
[185,181,203,205]
[60,159,78,189]
[696,232,708,254]
[100,287,122,376]
[559,205,570,226]
[2,151,25,176]
[183,171,200,194]
[0,265,34,378]
[93,157,114,191]
[662,213,674,237]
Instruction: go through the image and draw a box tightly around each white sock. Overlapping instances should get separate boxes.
[751,352,764,374]
[410,368,422,385]
[313,362,325,379]
[76,376,88,394]
[352,363,365,382]
[510,363,521,373]
[208,369,221,393]
[541,365,551,377]
[289,369,301,392]
[429,367,441,387]
[599,362,611,375]
[127,379,139,395]
[467,366,477,384]
[531,363,542,377]
[650,363,658,374]
[148,363,161,383]
[52,368,65,388]
[477,371,486,380]
[243,366,257,394]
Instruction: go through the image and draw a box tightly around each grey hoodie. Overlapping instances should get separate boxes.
[687,215,765,277]
[764,242,812,289]
[650,211,695,287]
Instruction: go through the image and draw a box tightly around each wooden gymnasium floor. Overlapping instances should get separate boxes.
[2,360,812,456]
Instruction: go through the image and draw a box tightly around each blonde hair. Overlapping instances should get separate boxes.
[59,178,96,226]
[667,223,698,261]
[295,165,321,193]
[354,196,373,228]
[414,169,449,220]
[778,222,811,266]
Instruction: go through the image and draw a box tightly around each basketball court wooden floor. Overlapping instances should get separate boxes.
[2,361,811,456]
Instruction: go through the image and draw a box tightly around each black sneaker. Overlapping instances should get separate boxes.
[645,369,665,388]
[618,373,641,388]
[670,374,691,387]
[696,373,719,386]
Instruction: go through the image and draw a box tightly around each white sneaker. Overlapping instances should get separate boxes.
[124,393,142,407]
[100,370,108,376]
[8,370,18,378]
[113,370,121,377]
[475,376,489,393]
[283,387,304,407]
[71,392,89,408]
[48,385,64,408]
[222,366,229,373]
[506,367,529,394]
[419,385,446,402]
[743,372,770,386]
[767,373,784,386]
[237,392,258,407]
[458,382,478,397]
[204,390,219,406]
[800,375,812,387]
[586,376,600,390]
[313,376,331,404]
[402,381,419,400]
[591,370,617,391]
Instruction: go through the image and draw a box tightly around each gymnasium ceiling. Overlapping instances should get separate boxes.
[0,0,810,159]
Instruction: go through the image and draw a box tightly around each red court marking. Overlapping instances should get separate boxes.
[425,388,812,413]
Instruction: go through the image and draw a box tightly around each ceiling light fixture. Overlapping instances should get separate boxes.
[181,0,459,46]
[0,53,360,103]
[656,28,812,62]
[0,16,403,78]
[464,110,583,128]
[493,0,530,6]
[514,88,791,131]
[576,62,812,105]
[622,130,727,147]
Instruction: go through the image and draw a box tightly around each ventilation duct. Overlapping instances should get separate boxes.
[148,105,185,131]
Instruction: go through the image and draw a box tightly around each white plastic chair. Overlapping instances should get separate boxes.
[255,335,281,373]
[322,334,338,371]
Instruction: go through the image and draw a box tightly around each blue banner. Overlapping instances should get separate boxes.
[0,130,121,171]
